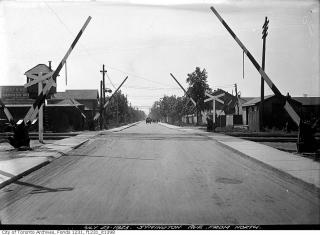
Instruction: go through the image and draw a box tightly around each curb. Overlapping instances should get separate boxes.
[214,139,320,193]
[0,135,93,190]
[106,121,141,132]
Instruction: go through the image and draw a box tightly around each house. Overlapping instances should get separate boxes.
[242,95,302,132]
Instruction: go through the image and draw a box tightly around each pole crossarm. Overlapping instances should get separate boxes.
[170,73,196,107]
[23,16,92,124]
[210,6,300,126]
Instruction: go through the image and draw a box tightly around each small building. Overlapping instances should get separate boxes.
[0,86,99,132]
[293,97,320,121]
[50,89,99,128]
[242,95,302,132]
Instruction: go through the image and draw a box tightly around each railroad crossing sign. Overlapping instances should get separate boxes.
[204,92,224,123]
[24,71,55,143]
[3,16,92,149]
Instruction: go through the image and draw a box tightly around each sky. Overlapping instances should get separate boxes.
[0,0,319,114]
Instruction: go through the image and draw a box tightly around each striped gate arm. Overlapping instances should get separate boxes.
[210,6,300,126]
[23,16,92,124]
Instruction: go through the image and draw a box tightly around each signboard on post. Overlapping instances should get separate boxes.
[204,92,224,123]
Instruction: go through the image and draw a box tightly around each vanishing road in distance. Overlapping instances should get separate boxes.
[0,122,319,224]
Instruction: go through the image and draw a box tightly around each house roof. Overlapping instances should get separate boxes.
[52,90,99,100]
[240,97,256,102]
[242,95,274,107]
[293,97,320,106]
[24,64,53,75]
[56,98,83,106]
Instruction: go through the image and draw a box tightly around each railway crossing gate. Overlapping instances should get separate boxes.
[210,6,319,152]
[0,16,92,149]
[170,73,196,107]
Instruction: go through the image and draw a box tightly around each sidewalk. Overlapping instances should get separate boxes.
[0,122,140,189]
[159,122,320,189]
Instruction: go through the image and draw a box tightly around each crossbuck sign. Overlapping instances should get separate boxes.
[204,92,224,123]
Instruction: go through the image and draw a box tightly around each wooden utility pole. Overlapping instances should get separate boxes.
[100,64,107,129]
[260,17,269,131]
[234,83,239,114]
[100,80,103,130]
[100,64,107,104]
[38,74,44,143]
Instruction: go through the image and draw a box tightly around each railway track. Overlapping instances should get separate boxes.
[0,132,79,141]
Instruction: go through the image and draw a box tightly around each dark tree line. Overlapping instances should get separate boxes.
[104,90,146,126]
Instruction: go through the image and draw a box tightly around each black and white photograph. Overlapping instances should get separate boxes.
[0,0,319,230]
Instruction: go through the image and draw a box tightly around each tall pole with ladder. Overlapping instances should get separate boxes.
[260,17,269,131]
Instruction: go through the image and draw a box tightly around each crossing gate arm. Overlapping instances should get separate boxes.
[103,76,128,109]
[170,73,196,107]
[69,98,87,119]
[23,16,92,124]
[210,6,300,126]
[0,99,14,124]
[94,76,129,121]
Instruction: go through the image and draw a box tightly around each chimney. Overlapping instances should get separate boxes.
[48,61,52,70]
[303,94,308,97]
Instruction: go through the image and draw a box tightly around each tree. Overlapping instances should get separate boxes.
[186,67,212,125]
[104,90,146,126]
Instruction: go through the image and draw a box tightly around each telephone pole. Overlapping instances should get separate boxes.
[100,64,107,129]
[260,17,269,131]
[100,80,103,130]
[234,83,239,114]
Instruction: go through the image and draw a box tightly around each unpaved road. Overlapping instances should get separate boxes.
[0,122,319,224]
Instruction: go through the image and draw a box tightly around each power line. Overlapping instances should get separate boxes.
[106,72,116,89]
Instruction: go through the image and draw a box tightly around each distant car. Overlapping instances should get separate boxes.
[146,117,152,124]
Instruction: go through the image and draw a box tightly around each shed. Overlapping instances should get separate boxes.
[242,95,302,132]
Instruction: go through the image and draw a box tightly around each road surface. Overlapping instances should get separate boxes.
[0,122,319,224]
